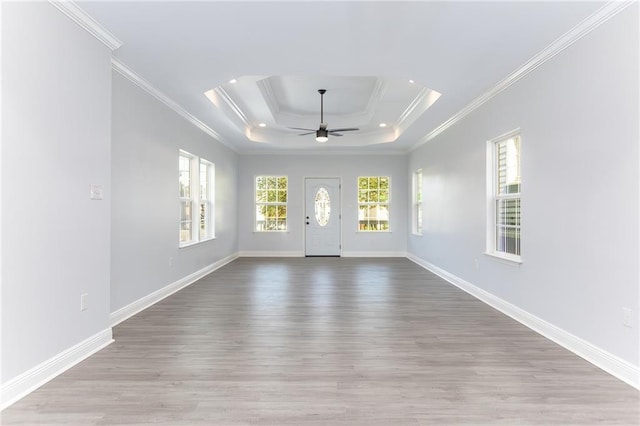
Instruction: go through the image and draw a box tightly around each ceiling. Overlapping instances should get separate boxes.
[77,1,606,154]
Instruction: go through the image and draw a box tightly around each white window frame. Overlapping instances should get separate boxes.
[357,176,391,232]
[179,150,215,247]
[199,159,215,241]
[412,169,423,235]
[255,175,288,232]
[486,130,522,263]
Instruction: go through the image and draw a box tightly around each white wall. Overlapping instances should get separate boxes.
[1,2,113,382]
[239,154,408,256]
[110,72,239,313]
[408,6,639,366]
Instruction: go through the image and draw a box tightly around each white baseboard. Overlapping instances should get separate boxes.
[406,253,640,390]
[342,251,407,258]
[238,251,304,257]
[238,251,408,258]
[110,253,238,327]
[1,328,113,410]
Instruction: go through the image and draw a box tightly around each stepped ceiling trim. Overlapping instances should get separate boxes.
[207,75,438,147]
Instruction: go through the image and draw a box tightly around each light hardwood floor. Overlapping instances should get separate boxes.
[2,258,639,425]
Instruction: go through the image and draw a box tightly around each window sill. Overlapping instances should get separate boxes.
[411,232,423,237]
[483,251,522,266]
[179,237,215,249]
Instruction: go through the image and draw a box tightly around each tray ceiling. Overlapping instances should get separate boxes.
[77,1,608,153]
[205,75,441,147]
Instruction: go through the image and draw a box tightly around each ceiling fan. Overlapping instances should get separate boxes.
[288,89,359,143]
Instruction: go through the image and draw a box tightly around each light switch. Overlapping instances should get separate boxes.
[80,293,88,311]
[90,184,103,200]
[623,308,632,328]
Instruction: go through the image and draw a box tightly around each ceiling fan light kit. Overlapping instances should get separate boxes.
[316,128,329,143]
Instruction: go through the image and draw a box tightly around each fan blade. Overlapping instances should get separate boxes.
[298,131,315,136]
[328,132,344,137]
[327,127,359,132]
[288,127,315,132]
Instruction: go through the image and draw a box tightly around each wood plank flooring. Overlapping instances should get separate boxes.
[2,257,639,425]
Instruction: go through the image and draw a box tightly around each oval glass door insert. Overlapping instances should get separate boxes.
[314,187,331,226]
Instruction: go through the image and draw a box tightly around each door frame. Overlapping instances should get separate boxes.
[303,176,342,257]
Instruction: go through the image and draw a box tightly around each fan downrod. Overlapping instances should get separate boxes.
[318,89,326,124]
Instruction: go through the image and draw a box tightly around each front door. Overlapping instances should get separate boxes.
[305,178,341,256]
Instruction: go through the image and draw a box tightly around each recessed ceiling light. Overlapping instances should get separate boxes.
[258,123,266,127]
[408,79,415,84]
[229,78,237,84]
[379,123,387,128]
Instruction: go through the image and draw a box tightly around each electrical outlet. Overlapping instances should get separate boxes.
[80,293,88,311]
[622,308,632,328]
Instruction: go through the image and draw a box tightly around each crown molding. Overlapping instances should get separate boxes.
[397,87,432,130]
[411,0,634,151]
[111,58,236,152]
[363,78,387,118]
[50,2,237,152]
[257,77,281,118]
[214,86,251,128]
[48,1,122,50]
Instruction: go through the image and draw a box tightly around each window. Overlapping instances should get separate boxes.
[255,176,288,231]
[488,132,521,261]
[314,187,330,227]
[358,176,390,231]
[412,169,423,235]
[179,150,214,246]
